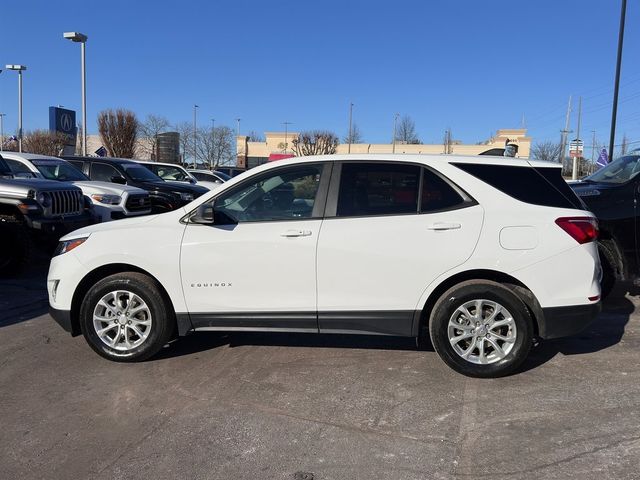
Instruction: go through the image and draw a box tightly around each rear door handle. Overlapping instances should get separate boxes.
[280,229,312,237]
[427,222,461,231]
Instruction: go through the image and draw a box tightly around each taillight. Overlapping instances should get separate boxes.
[555,217,598,244]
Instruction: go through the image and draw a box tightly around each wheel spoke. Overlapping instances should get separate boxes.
[491,318,513,329]
[450,332,474,347]
[477,338,486,364]
[97,323,118,335]
[486,337,505,358]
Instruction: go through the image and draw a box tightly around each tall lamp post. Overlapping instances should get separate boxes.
[63,32,88,156]
[0,113,6,151]
[5,65,27,152]
[609,0,627,161]
[193,104,199,168]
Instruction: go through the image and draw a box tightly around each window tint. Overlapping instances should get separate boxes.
[421,168,467,212]
[5,159,37,177]
[337,163,420,217]
[66,160,84,171]
[214,164,324,223]
[453,163,584,210]
[91,163,121,182]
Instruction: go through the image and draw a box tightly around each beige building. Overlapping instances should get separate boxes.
[236,129,531,169]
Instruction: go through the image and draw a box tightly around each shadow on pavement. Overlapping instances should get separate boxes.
[520,282,635,373]
[0,253,50,328]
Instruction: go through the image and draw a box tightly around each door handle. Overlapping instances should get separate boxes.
[280,229,312,237]
[427,222,461,231]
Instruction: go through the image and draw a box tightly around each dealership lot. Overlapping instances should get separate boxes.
[1,261,639,480]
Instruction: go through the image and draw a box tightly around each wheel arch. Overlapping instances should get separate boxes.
[69,263,180,337]
[416,269,543,338]
[597,229,626,280]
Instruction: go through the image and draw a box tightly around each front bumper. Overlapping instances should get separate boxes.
[25,212,95,237]
[49,306,79,336]
[539,302,601,339]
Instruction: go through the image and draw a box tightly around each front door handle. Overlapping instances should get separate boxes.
[280,229,312,237]
[427,222,461,231]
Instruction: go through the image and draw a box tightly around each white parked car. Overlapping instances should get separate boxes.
[2,153,152,222]
[187,169,230,185]
[135,161,222,191]
[48,154,601,377]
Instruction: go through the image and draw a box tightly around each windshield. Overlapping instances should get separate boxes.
[153,165,191,181]
[0,156,11,175]
[33,160,89,181]
[213,170,232,181]
[585,154,640,184]
[122,164,163,182]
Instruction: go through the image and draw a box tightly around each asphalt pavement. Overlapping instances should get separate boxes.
[1,260,639,480]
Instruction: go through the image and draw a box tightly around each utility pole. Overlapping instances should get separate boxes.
[392,113,399,153]
[0,113,5,151]
[348,102,353,154]
[193,104,199,168]
[282,121,292,153]
[236,118,241,136]
[609,0,627,161]
[559,95,573,166]
[572,96,582,180]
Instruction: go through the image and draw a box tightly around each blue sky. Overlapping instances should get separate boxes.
[1,0,639,153]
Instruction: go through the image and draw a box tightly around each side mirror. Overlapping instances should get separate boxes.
[191,203,215,224]
[111,176,126,185]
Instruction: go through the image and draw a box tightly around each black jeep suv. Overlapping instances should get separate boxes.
[63,156,208,213]
[570,151,640,297]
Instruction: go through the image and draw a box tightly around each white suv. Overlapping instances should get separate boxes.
[47,154,601,377]
[3,153,151,222]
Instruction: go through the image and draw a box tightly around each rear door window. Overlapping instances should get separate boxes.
[453,163,585,210]
[90,162,121,182]
[337,163,420,217]
[421,168,468,213]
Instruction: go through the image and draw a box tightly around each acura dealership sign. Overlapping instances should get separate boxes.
[49,106,77,155]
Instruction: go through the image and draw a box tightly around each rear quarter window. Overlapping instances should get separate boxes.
[452,163,585,210]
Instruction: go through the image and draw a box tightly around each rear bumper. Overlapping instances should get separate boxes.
[49,306,79,336]
[539,302,601,339]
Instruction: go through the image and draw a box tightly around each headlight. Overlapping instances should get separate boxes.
[179,192,194,201]
[91,194,122,205]
[53,237,88,256]
[36,191,52,207]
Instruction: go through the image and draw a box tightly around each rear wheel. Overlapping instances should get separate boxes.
[598,240,616,299]
[429,280,533,378]
[79,272,175,361]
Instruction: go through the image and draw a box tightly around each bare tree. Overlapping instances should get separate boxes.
[292,131,339,156]
[531,141,562,162]
[621,133,628,155]
[195,125,235,168]
[246,130,265,142]
[138,114,170,159]
[98,109,138,158]
[174,121,194,165]
[395,115,420,144]
[22,130,69,156]
[343,122,363,144]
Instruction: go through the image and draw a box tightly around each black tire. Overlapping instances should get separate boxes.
[428,280,533,378]
[598,241,616,299]
[0,214,31,277]
[79,272,176,362]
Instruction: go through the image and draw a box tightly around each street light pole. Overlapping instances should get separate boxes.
[609,0,627,161]
[282,121,292,154]
[236,118,241,136]
[210,119,215,170]
[348,102,353,154]
[392,113,399,154]
[0,113,5,151]
[6,65,27,153]
[63,32,88,156]
[193,104,199,168]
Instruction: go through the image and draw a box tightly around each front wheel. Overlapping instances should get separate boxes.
[79,272,175,362]
[429,280,533,378]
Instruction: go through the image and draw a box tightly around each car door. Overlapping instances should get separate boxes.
[180,162,331,331]
[316,161,483,336]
